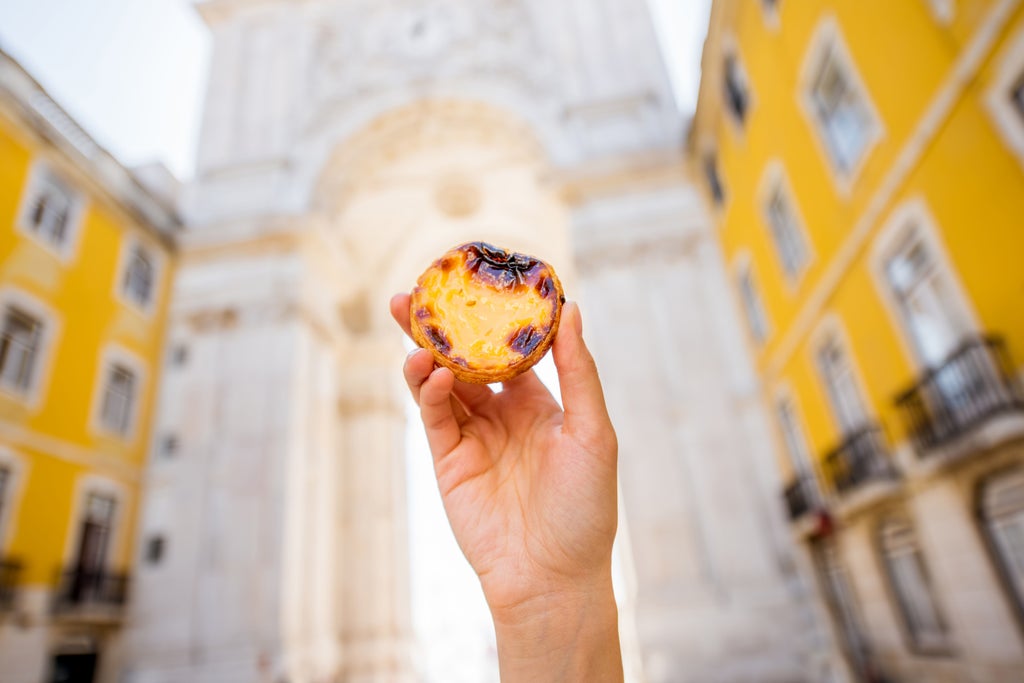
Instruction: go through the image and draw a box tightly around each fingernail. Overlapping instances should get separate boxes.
[406,347,422,361]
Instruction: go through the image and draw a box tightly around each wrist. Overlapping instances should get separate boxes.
[489,570,623,683]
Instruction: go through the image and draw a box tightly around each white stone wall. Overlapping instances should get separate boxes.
[123,0,841,681]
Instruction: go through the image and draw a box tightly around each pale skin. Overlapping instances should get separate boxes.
[390,293,624,683]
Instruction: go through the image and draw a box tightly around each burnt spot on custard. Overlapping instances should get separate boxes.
[536,276,555,299]
[450,355,470,368]
[508,324,546,357]
[463,242,546,291]
[438,257,454,272]
[415,307,431,320]
[559,295,566,304]
[423,325,451,355]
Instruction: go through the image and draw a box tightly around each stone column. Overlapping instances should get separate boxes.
[336,335,413,683]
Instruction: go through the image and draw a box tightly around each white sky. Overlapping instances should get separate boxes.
[0,0,709,180]
[0,1,710,680]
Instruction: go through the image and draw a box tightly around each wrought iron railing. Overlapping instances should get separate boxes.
[52,567,129,615]
[0,559,22,611]
[783,474,820,521]
[895,336,1024,453]
[823,424,898,495]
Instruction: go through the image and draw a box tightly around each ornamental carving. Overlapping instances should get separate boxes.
[311,0,550,107]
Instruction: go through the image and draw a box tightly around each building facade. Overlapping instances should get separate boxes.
[692,0,1024,681]
[120,1,828,682]
[0,52,179,683]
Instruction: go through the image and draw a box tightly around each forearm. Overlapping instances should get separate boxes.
[490,572,624,683]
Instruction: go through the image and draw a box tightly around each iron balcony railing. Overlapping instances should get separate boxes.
[823,424,898,495]
[895,336,1024,453]
[783,474,821,521]
[0,559,22,611]
[52,567,129,616]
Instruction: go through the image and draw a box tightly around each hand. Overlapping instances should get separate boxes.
[390,294,622,682]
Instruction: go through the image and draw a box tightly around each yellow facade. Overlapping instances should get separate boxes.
[0,66,175,593]
[693,1,1024,679]
[693,0,1024,481]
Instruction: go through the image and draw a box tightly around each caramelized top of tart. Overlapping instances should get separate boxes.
[410,242,564,383]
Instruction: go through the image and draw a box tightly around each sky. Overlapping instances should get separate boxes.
[0,0,710,180]
[0,1,710,680]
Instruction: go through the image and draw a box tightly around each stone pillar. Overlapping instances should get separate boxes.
[336,335,413,683]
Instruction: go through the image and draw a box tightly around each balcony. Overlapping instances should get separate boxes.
[896,336,1024,454]
[823,424,898,496]
[0,559,22,612]
[52,567,130,623]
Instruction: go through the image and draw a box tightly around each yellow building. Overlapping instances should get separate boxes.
[692,1,1024,681]
[0,50,178,683]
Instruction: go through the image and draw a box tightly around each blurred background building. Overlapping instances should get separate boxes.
[1,0,1023,682]
[0,50,180,683]
[691,0,1024,681]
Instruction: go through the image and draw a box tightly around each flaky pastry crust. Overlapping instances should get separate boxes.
[409,242,565,384]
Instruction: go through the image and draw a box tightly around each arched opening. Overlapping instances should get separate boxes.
[316,99,574,679]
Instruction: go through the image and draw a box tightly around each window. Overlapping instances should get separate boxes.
[74,493,116,575]
[19,165,80,252]
[980,469,1024,623]
[100,364,137,436]
[1013,70,1024,123]
[0,306,43,395]
[159,434,179,458]
[817,336,867,434]
[777,398,814,476]
[704,154,725,206]
[737,263,770,344]
[986,30,1024,166]
[764,182,809,278]
[880,516,951,653]
[169,343,188,367]
[724,53,750,124]
[885,234,967,366]
[144,535,166,565]
[814,540,872,676]
[122,245,155,309]
[805,30,879,177]
[0,465,10,536]
[925,0,955,24]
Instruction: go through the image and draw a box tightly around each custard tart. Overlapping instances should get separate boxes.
[410,242,565,384]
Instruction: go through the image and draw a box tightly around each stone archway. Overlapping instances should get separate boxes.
[319,99,574,682]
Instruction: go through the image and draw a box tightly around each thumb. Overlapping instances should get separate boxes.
[552,301,613,442]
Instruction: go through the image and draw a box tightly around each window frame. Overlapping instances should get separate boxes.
[0,448,27,554]
[809,316,876,439]
[985,28,1024,170]
[977,467,1024,634]
[773,384,820,491]
[759,0,781,30]
[733,254,771,346]
[758,161,814,287]
[90,345,147,442]
[870,198,980,375]
[114,235,163,317]
[15,159,86,262]
[61,475,128,574]
[0,287,59,409]
[798,16,883,195]
[877,514,954,655]
[722,38,754,130]
[924,0,955,24]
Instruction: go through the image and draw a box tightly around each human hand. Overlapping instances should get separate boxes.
[390,293,622,682]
